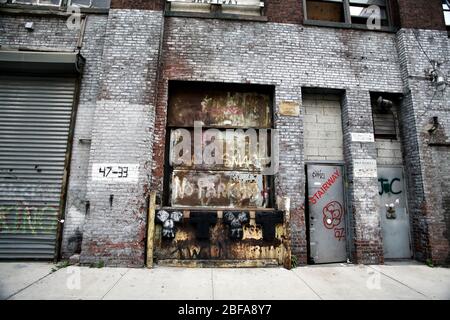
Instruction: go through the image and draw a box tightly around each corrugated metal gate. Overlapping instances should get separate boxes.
[0,76,76,259]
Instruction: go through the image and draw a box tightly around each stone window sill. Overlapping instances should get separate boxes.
[165,10,268,22]
[303,19,397,33]
[0,4,109,15]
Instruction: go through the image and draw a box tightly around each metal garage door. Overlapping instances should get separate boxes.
[0,76,76,260]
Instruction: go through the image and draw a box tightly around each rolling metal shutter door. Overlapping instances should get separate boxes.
[0,75,76,260]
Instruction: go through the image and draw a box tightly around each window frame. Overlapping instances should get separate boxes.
[1,0,110,13]
[444,0,450,36]
[163,81,276,210]
[165,0,268,22]
[303,0,395,32]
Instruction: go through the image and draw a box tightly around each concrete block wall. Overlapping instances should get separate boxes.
[79,9,163,267]
[303,94,344,162]
[375,140,403,166]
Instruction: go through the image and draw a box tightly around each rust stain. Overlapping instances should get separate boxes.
[153,218,288,265]
[168,88,272,128]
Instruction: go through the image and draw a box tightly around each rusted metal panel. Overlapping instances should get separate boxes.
[153,215,288,266]
[167,87,272,128]
[171,170,269,208]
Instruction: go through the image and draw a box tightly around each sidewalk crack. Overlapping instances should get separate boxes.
[101,269,130,300]
[211,269,215,300]
[291,269,323,300]
[6,265,56,300]
[367,265,429,299]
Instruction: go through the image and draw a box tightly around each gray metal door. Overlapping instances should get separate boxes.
[0,75,76,259]
[307,164,347,263]
[378,167,411,259]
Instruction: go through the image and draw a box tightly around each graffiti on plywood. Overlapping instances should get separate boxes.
[171,170,268,208]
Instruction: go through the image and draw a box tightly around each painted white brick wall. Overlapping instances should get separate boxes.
[303,94,344,161]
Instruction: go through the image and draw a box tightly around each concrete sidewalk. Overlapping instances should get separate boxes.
[0,261,449,300]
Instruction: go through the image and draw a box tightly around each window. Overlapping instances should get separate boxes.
[371,94,397,139]
[349,0,389,27]
[69,0,110,8]
[305,0,346,23]
[444,0,450,34]
[304,0,392,29]
[165,81,275,209]
[166,0,266,19]
[12,0,61,5]
[6,0,110,9]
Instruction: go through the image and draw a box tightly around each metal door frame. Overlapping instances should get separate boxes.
[305,160,351,263]
[377,164,413,259]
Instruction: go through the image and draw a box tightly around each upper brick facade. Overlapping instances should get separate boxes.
[396,0,447,30]
[0,0,448,266]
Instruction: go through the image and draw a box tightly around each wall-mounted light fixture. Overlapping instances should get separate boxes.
[24,22,34,31]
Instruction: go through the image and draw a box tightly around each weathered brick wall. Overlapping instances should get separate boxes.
[341,90,384,264]
[152,18,403,264]
[0,13,78,50]
[265,0,303,24]
[396,0,446,31]
[111,0,164,10]
[0,13,109,259]
[395,29,450,264]
[61,15,109,258]
[79,9,163,267]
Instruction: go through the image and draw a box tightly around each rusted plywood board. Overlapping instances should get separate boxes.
[153,218,288,265]
[306,0,345,22]
[171,170,269,208]
[168,88,272,128]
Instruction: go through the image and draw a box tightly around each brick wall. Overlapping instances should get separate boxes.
[265,0,303,24]
[61,15,109,258]
[0,12,109,259]
[152,18,403,264]
[111,0,164,10]
[79,9,163,267]
[396,0,446,31]
[395,29,450,265]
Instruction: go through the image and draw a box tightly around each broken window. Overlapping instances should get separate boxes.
[69,0,110,8]
[349,0,389,27]
[12,0,61,5]
[304,0,391,29]
[166,82,275,209]
[166,0,265,17]
[8,0,110,8]
[444,0,450,35]
[372,95,397,139]
[305,0,346,23]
